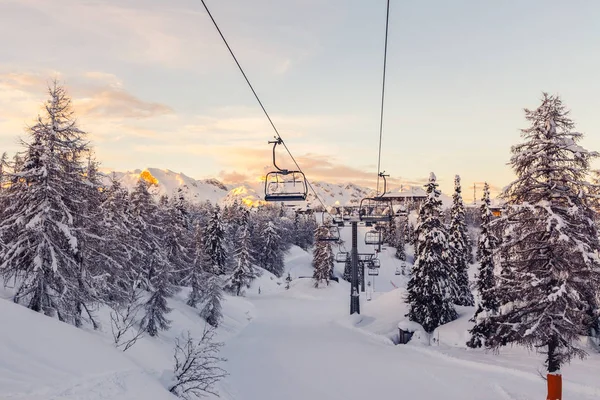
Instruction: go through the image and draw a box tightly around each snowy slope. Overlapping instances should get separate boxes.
[0,299,175,400]
[218,245,600,400]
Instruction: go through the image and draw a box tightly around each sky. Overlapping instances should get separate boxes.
[1,0,600,197]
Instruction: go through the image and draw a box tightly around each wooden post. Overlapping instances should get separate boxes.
[546,374,562,400]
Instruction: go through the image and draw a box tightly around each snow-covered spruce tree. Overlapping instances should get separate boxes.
[130,179,176,336]
[203,205,228,275]
[72,153,106,328]
[0,83,95,324]
[227,213,257,296]
[447,175,474,306]
[486,94,600,395]
[186,221,209,308]
[395,219,407,261]
[97,176,141,304]
[467,182,499,348]
[159,194,194,285]
[406,173,458,333]
[200,274,224,327]
[343,259,352,282]
[312,225,334,287]
[257,220,285,277]
[293,212,310,250]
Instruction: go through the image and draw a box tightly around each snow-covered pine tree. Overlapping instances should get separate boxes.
[72,153,106,328]
[312,225,334,287]
[383,219,397,247]
[447,175,474,306]
[97,175,139,304]
[395,219,407,261]
[406,173,458,333]
[467,182,499,348]
[200,274,223,327]
[486,94,600,392]
[258,220,285,277]
[186,221,209,308]
[292,212,306,250]
[0,83,94,324]
[343,259,352,282]
[160,194,194,285]
[129,179,176,336]
[204,205,228,275]
[227,213,257,296]
[141,265,176,337]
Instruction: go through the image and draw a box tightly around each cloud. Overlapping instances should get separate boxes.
[218,170,249,183]
[74,89,174,119]
[0,70,174,124]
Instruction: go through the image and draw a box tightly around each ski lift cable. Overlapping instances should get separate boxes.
[199,0,333,218]
[375,0,391,196]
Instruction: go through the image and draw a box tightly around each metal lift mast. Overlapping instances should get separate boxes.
[350,220,360,315]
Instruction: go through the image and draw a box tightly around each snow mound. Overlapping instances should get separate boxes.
[0,298,175,400]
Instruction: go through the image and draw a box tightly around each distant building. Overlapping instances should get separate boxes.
[380,186,428,203]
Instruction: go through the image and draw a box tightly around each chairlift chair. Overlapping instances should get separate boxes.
[365,230,383,245]
[395,266,402,275]
[335,252,350,263]
[358,172,394,222]
[318,224,340,242]
[367,267,379,276]
[371,259,381,268]
[264,138,308,202]
[358,253,375,262]
[317,214,341,242]
[359,197,393,222]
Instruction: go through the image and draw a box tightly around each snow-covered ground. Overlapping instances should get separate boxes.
[2,237,600,399]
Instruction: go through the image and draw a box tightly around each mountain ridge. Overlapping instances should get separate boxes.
[103,167,457,208]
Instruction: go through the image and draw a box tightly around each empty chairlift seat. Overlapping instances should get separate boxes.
[364,229,383,245]
[264,171,308,202]
[358,253,375,262]
[359,197,394,222]
[263,137,308,202]
[335,252,350,263]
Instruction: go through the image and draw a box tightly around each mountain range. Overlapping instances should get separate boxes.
[105,167,459,208]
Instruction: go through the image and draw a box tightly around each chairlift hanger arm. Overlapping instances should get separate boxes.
[268,137,288,173]
[378,171,389,197]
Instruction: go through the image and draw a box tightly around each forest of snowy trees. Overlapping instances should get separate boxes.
[0,83,317,336]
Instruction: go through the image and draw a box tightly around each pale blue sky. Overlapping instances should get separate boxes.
[1,0,599,196]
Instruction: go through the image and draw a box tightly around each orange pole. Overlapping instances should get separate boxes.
[546,374,562,400]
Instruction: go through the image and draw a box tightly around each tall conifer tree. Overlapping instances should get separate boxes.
[406,173,457,333]
[486,94,600,395]
[467,182,499,348]
[448,175,474,306]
